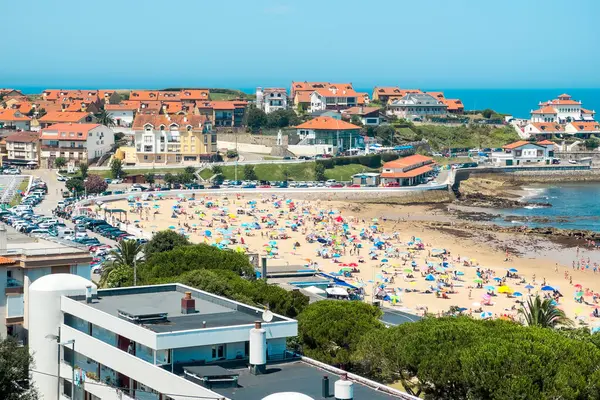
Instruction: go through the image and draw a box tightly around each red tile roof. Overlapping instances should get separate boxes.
[568,122,600,132]
[530,122,564,132]
[381,165,433,179]
[502,140,544,149]
[5,131,39,143]
[443,99,464,111]
[41,123,100,140]
[531,106,557,114]
[132,114,209,131]
[0,109,31,122]
[426,91,445,100]
[39,111,90,123]
[536,140,556,145]
[341,107,380,116]
[0,256,16,265]
[294,116,360,130]
[582,108,595,114]
[383,154,434,168]
[105,101,138,111]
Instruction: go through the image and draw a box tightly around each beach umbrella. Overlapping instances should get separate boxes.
[574,283,583,288]
[524,284,534,289]
[425,274,435,281]
[513,292,523,297]
[508,268,518,273]
[456,271,465,276]
[484,285,496,291]
[480,311,493,319]
[153,204,160,209]
[168,226,176,230]
[473,278,483,284]
[205,230,212,237]
[541,285,554,291]
[498,286,513,294]
[403,268,413,274]
[458,307,468,312]
[493,277,502,282]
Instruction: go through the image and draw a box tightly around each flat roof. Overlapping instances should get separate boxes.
[83,285,286,333]
[212,360,403,399]
[1,224,89,256]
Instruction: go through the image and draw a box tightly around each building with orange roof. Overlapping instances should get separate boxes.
[565,121,600,138]
[340,106,383,126]
[0,109,31,131]
[491,140,553,166]
[0,89,23,98]
[132,113,215,164]
[293,116,362,155]
[196,101,247,127]
[39,123,115,167]
[443,99,464,114]
[105,101,139,127]
[380,155,435,186]
[371,87,423,103]
[38,111,94,128]
[98,90,122,105]
[387,93,448,119]
[530,93,596,123]
[309,85,363,113]
[4,131,40,167]
[523,122,565,139]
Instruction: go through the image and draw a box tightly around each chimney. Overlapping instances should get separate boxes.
[181,291,196,314]
[85,285,93,303]
[0,225,6,254]
[249,320,267,375]
[334,374,354,400]
[322,376,330,398]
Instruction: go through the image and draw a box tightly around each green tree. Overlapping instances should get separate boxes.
[226,149,239,159]
[519,295,573,328]
[54,157,66,169]
[314,163,326,181]
[350,115,363,127]
[585,137,600,150]
[184,166,196,175]
[374,125,396,146]
[163,173,176,187]
[243,165,257,180]
[246,107,268,132]
[0,336,38,400]
[211,165,223,175]
[144,172,155,185]
[100,239,143,287]
[266,109,300,128]
[110,158,124,179]
[281,167,290,182]
[79,162,89,179]
[481,108,495,119]
[100,264,134,288]
[95,109,115,127]
[65,177,84,195]
[84,174,108,194]
[144,230,190,257]
[177,172,195,184]
[298,301,383,367]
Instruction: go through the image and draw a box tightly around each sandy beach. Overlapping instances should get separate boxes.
[104,192,600,326]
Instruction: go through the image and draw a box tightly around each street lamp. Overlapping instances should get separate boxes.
[46,328,75,400]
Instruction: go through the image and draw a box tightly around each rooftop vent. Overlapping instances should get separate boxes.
[118,309,168,324]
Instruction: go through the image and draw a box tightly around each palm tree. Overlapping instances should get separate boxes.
[100,240,143,287]
[518,295,573,328]
[96,109,115,127]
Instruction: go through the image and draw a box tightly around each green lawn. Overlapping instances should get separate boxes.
[93,168,187,179]
[200,162,379,182]
[431,156,472,166]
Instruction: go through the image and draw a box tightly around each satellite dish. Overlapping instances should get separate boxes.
[262,310,273,323]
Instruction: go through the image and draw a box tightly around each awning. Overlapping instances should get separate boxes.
[326,287,349,296]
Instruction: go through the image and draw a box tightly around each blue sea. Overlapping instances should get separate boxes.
[494,183,600,232]
[11,86,600,120]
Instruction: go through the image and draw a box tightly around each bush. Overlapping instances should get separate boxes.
[144,230,190,257]
[380,152,399,162]
[243,165,258,180]
[84,174,108,194]
[316,159,334,169]
[226,149,239,159]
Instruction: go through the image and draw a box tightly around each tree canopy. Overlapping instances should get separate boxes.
[65,177,84,194]
[246,107,268,132]
[110,158,124,179]
[353,317,600,400]
[144,230,191,257]
[297,301,383,367]
[519,295,572,328]
[84,174,107,194]
[0,337,38,400]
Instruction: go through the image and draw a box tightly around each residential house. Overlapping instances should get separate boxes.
[564,121,600,139]
[310,110,342,119]
[4,131,40,167]
[530,93,594,123]
[132,114,215,164]
[491,140,553,166]
[256,87,288,113]
[60,100,101,114]
[105,102,138,127]
[351,172,380,186]
[0,226,92,341]
[523,122,565,139]
[98,90,122,105]
[380,154,435,186]
[341,106,383,126]
[197,101,247,127]
[293,116,362,155]
[443,99,465,114]
[38,111,94,128]
[308,84,362,113]
[0,89,24,98]
[39,123,115,167]
[0,109,31,131]
[387,93,448,119]
[371,87,422,103]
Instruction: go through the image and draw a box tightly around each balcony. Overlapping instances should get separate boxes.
[5,277,23,295]
[6,292,24,324]
[41,145,86,152]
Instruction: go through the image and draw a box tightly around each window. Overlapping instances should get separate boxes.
[212,344,225,359]
[144,155,148,160]
[204,135,208,144]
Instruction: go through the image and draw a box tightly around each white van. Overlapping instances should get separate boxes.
[57,228,75,238]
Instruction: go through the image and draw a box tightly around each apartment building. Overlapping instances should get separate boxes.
[530,93,595,123]
[256,88,288,113]
[39,123,115,167]
[4,131,40,167]
[0,109,32,131]
[105,102,138,127]
[0,225,92,341]
[133,114,216,164]
[387,93,448,119]
[29,278,403,400]
[38,111,94,129]
[197,101,247,127]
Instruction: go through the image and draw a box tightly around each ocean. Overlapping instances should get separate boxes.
[11,86,600,120]
[494,183,600,232]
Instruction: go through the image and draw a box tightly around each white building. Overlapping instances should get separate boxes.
[4,131,40,167]
[0,108,31,131]
[491,140,554,166]
[0,225,91,342]
[530,93,595,123]
[387,93,447,119]
[308,85,361,113]
[522,122,565,139]
[105,102,137,127]
[27,277,404,400]
[565,121,600,138]
[255,88,288,113]
[39,123,115,168]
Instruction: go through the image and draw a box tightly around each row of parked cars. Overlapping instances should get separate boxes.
[70,216,139,242]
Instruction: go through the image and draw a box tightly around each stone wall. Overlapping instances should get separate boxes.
[216,133,289,146]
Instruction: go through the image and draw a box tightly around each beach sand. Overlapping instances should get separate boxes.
[104,193,600,325]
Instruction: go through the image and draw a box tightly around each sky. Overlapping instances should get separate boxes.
[1,0,599,90]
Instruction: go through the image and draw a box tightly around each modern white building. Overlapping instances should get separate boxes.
[490,140,554,166]
[29,277,405,400]
[39,123,115,168]
[530,94,595,123]
[0,108,31,131]
[4,131,40,167]
[308,86,361,113]
[0,225,92,342]
[387,93,447,119]
[255,88,288,113]
[105,102,137,127]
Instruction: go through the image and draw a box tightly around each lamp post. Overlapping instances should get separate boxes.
[46,328,75,400]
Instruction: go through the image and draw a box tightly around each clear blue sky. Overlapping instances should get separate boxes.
[2,0,599,89]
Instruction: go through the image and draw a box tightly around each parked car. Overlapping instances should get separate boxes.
[384,182,400,187]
